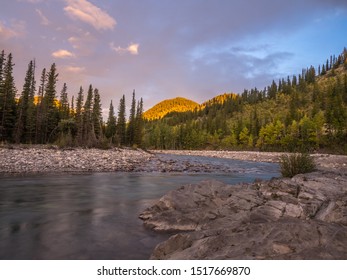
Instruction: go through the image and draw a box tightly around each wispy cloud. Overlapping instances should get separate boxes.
[52,49,75,59]
[36,9,50,26]
[0,22,17,40]
[64,0,116,31]
[0,20,24,40]
[110,42,139,55]
[65,66,85,73]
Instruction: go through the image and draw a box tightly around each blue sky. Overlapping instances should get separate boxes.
[1,0,347,113]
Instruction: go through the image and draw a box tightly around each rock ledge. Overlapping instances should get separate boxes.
[139,171,347,259]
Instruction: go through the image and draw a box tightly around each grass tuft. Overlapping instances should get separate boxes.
[280,153,316,178]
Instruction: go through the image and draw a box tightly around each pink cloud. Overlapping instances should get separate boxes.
[110,42,139,55]
[64,0,116,31]
[52,49,75,59]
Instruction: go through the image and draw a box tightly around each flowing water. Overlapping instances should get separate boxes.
[0,155,279,259]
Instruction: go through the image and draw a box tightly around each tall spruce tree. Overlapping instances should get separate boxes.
[14,60,36,143]
[42,63,59,143]
[134,97,144,146]
[59,83,69,120]
[106,100,116,143]
[0,50,6,140]
[0,53,17,142]
[82,84,95,145]
[75,86,84,145]
[35,68,47,143]
[117,94,126,145]
[126,90,136,146]
[70,95,75,118]
[92,88,102,140]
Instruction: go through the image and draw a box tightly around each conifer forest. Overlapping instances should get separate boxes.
[0,48,346,153]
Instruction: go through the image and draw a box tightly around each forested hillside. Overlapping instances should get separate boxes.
[0,50,144,148]
[143,48,347,153]
[143,97,199,120]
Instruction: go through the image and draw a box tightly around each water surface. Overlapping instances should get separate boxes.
[0,155,279,259]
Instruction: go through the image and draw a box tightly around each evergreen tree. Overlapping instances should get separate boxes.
[14,60,36,143]
[321,64,326,75]
[106,100,116,143]
[42,63,59,143]
[92,88,102,139]
[0,50,6,140]
[75,86,84,144]
[59,83,69,120]
[27,60,36,143]
[117,94,126,145]
[134,97,144,146]
[82,84,95,145]
[0,53,17,142]
[70,95,75,118]
[126,90,136,146]
[35,68,47,143]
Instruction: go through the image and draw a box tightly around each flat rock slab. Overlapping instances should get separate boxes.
[139,171,347,259]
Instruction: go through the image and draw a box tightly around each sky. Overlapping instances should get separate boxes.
[1,0,347,115]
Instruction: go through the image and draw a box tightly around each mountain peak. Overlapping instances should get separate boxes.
[143,97,199,120]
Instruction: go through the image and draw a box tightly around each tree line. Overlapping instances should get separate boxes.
[0,50,144,147]
[143,48,347,153]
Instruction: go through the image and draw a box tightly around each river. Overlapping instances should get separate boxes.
[0,154,279,259]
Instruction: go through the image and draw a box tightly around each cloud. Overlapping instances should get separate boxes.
[0,20,25,40]
[36,9,50,25]
[52,49,75,59]
[64,0,116,31]
[65,66,85,73]
[110,42,139,55]
[0,22,18,40]
[67,31,96,55]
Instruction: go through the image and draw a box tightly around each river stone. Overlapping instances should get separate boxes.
[140,170,347,259]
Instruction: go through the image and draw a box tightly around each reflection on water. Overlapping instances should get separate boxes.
[0,156,279,259]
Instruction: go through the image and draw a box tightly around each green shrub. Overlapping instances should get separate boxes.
[280,153,316,178]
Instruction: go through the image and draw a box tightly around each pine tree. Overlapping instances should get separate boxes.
[14,60,36,143]
[0,53,17,142]
[59,83,69,120]
[134,97,144,146]
[92,88,102,140]
[268,80,277,99]
[42,63,59,143]
[75,86,84,145]
[35,68,47,143]
[126,90,136,146]
[106,100,116,143]
[82,84,95,145]
[117,94,126,145]
[0,50,6,140]
[321,64,326,75]
[70,95,75,118]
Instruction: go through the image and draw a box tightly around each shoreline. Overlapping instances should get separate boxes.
[154,150,347,172]
[0,147,346,174]
[0,147,154,174]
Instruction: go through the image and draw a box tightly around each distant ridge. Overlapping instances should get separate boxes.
[201,93,238,107]
[143,97,199,120]
[144,93,238,120]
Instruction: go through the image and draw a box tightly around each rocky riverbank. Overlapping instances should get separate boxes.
[1,146,345,174]
[139,169,347,259]
[0,146,154,173]
[155,150,347,172]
